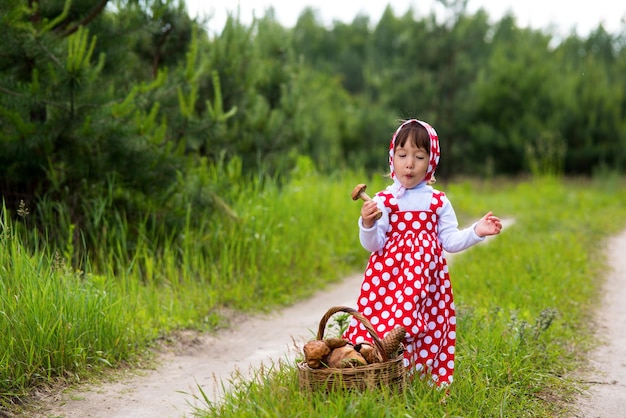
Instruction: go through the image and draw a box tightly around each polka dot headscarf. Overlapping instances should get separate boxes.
[388,119,440,196]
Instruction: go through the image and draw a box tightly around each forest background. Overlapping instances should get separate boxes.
[1,0,625,412]
[2,0,625,254]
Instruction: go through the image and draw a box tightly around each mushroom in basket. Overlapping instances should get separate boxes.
[303,338,367,369]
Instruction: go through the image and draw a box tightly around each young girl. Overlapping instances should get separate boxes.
[343,119,502,387]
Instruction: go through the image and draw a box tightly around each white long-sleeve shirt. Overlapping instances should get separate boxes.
[358,182,484,253]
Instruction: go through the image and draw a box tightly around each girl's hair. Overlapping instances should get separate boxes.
[394,121,430,154]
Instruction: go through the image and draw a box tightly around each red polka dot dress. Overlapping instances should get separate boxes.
[343,190,456,387]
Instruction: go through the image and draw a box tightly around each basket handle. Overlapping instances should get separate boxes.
[317,306,390,362]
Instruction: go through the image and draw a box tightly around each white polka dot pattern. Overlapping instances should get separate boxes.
[344,191,456,387]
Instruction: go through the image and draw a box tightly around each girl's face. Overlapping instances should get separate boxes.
[392,140,429,190]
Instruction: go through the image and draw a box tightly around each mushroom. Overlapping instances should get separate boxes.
[324,337,349,350]
[354,342,383,364]
[327,344,367,368]
[351,184,382,220]
[303,340,331,369]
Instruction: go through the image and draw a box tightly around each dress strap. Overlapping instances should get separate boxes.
[376,191,398,211]
[429,191,445,213]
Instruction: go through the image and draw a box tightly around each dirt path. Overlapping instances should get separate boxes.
[24,220,626,418]
[574,230,626,417]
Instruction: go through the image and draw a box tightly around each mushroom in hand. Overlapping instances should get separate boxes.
[351,183,382,220]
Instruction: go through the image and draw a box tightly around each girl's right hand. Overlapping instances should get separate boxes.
[361,201,380,228]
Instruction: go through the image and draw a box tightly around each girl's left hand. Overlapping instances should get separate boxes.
[475,211,503,237]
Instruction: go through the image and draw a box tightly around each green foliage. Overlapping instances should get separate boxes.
[556,29,626,174]
[470,29,566,175]
[0,207,149,401]
[3,0,626,269]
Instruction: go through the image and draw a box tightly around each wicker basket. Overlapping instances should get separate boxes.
[297,306,406,392]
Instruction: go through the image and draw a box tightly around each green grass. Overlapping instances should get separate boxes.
[0,216,146,399]
[1,172,625,416]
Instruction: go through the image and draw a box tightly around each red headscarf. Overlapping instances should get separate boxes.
[388,119,440,196]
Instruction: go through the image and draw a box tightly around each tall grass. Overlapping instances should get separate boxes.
[0,209,148,401]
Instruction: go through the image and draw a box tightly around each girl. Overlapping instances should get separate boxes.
[343,119,502,387]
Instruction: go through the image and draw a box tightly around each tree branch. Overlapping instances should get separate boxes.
[59,0,110,37]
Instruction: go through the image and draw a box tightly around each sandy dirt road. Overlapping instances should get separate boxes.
[573,230,626,417]
[22,220,626,418]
